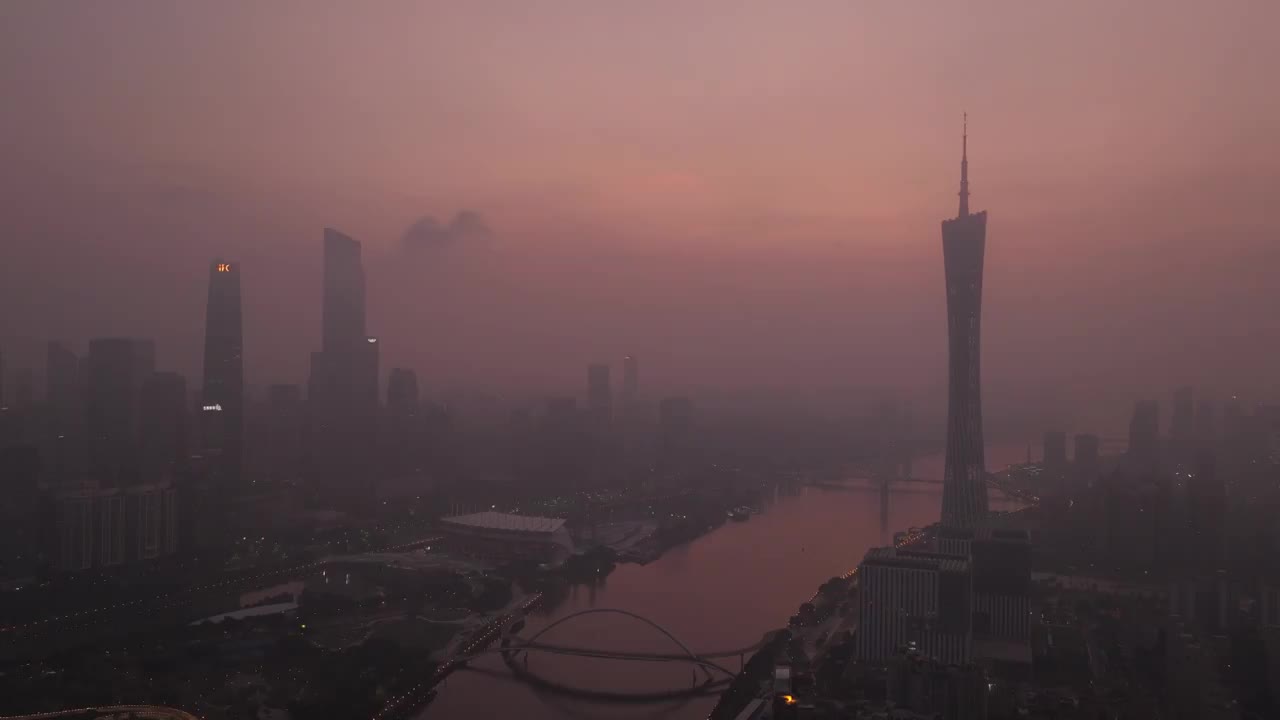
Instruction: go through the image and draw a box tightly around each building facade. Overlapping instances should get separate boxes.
[855,547,973,665]
[201,259,244,488]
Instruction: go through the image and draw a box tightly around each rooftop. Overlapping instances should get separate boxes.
[862,546,970,574]
[441,511,567,535]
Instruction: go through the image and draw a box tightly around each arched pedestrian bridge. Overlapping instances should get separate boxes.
[459,607,782,702]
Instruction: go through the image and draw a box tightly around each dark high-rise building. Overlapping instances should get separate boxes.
[1073,433,1100,488]
[322,227,366,350]
[262,384,304,484]
[1195,400,1216,454]
[1186,451,1225,572]
[46,341,79,423]
[201,259,244,487]
[1127,400,1161,470]
[887,651,989,720]
[940,117,989,529]
[384,368,421,479]
[9,368,34,411]
[86,338,156,487]
[387,368,420,413]
[1043,431,1067,469]
[139,371,187,484]
[621,355,638,408]
[1170,386,1195,465]
[308,230,379,507]
[46,341,82,486]
[855,547,973,665]
[587,363,612,424]
[970,529,1032,643]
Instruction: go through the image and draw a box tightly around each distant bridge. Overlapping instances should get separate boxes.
[461,608,780,703]
[809,473,1039,504]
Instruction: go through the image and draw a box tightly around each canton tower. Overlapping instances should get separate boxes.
[939,115,989,528]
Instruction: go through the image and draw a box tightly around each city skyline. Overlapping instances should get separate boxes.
[5,5,1280,719]
[3,3,1279,410]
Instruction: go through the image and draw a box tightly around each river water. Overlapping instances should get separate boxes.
[423,446,1026,719]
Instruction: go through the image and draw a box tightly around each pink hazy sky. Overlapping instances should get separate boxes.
[2,2,1278,427]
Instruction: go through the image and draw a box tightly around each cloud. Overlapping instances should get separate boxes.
[402,210,495,252]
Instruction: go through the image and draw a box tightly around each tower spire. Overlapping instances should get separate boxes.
[958,112,970,218]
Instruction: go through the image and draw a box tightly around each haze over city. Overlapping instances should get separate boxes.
[4,3,1280,720]
[4,2,1279,431]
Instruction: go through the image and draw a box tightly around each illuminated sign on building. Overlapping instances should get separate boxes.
[202,404,223,412]
[216,263,232,273]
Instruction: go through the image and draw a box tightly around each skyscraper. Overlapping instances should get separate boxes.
[1170,386,1195,465]
[387,368,420,413]
[46,341,79,422]
[86,338,156,487]
[587,363,612,424]
[322,228,366,351]
[1127,400,1160,470]
[1186,450,1225,572]
[855,547,973,665]
[940,116,989,529]
[1073,433,1101,488]
[46,341,82,486]
[621,355,638,409]
[308,229,379,507]
[1043,431,1067,469]
[201,259,244,487]
[140,371,188,484]
[9,368,33,411]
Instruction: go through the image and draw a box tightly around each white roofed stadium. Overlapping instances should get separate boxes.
[439,511,575,566]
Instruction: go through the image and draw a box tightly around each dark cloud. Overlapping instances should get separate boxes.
[402,210,495,252]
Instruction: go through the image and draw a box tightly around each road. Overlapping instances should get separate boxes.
[370,592,545,720]
[0,705,199,720]
[1,536,443,638]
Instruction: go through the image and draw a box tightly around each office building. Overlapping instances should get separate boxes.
[1185,451,1225,572]
[139,371,187,484]
[321,227,367,350]
[940,117,990,529]
[262,384,304,483]
[387,368,419,413]
[887,650,989,720]
[85,338,156,487]
[52,483,179,571]
[385,368,422,480]
[621,355,638,409]
[1195,400,1216,454]
[1170,386,1195,458]
[201,259,244,487]
[1043,431,1067,469]
[46,341,79,424]
[8,368,33,411]
[587,363,612,425]
[1127,400,1160,470]
[971,529,1032,643]
[308,229,379,506]
[1073,433,1100,488]
[43,342,82,487]
[855,546,973,665]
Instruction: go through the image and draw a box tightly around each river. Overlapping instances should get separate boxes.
[422,445,1027,719]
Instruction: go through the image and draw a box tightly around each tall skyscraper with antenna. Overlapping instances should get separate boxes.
[940,116,990,529]
[201,259,244,487]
